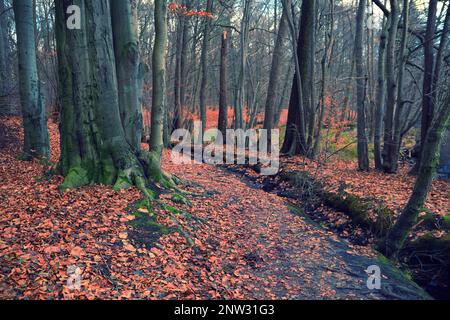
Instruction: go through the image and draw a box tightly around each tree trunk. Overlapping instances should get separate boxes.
[218,31,228,136]
[263,6,288,132]
[391,0,410,172]
[383,92,450,258]
[381,0,400,173]
[312,0,334,159]
[235,0,253,130]
[0,0,9,99]
[280,0,310,156]
[354,0,370,171]
[412,0,437,173]
[374,15,389,171]
[173,0,190,130]
[13,0,50,160]
[149,0,169,181]
[55,0,161,193]
[199,0,214,134]
[111,0,143,152]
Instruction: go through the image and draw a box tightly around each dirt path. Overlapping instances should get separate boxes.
[0,118,429,299]
[163,160,430,300]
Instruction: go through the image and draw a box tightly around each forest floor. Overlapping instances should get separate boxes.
[0,117,432,300]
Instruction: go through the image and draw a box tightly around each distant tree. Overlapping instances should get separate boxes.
[0,0,10,101]
[263,2,288,134]
[218,31,229,136]
[199,0,214,134]
[354,0,370,171]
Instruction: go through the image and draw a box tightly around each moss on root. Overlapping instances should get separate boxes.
[322,191,393,236]
[417,211,450,231]
[400,234,450,299]
[59,166,90,191]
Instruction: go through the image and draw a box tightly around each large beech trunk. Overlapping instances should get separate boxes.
[55,0,160,192]
[111,0,143,152]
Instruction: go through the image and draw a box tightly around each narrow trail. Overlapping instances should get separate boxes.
[164,160,430,300]
[0,118,429,300]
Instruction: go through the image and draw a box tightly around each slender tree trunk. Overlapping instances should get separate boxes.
[150,0,169,181]
[274,67,292,127]
[173,1,187,130]
[383,92,450,258]
[391,0,410,172]
[312,0,334,159]
[263,6,288,132]
[236,0,253,130]
[0,0,9,99]
[382,0,399,173]
[111,0,143,152]
[412,0,437,173]
[13,0,49,160]
[280,0,310,156]
[199,0,213,133]
[180,0,191,115]
[218,31,228,136]
[374,15,389,171]
[354,0,370,171]
[431,4,449,116]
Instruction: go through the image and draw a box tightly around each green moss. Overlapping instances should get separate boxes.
[99,161,117,185]
[323,192,393,236]
[17,153,32,161]
[128,216,170,235]
[442,216,450,231]
[145,151,163,182]
[113,171,132,191]
[400,233,450,299]
[417,211,450,231]
[59,166,90,191]
[160,203,184,216]
[171,193,191,206]
[287,204,304,217]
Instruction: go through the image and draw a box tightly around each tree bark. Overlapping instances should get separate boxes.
[0,0,9,99]
[383,92,450,258]
[55,0,163,193]
[354,0,370,171]
[218,31,228,136]
[263,5,288,132]
[390,0,410,173]
[235,0,253,130]
[413,0,438,173]
[149,0,169,181]
[199,0,213,134]
[374,15,389,171]
[111,0,143,152]
[280,0,311,156]
[13,0,50,160]
[381,0,399,173]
